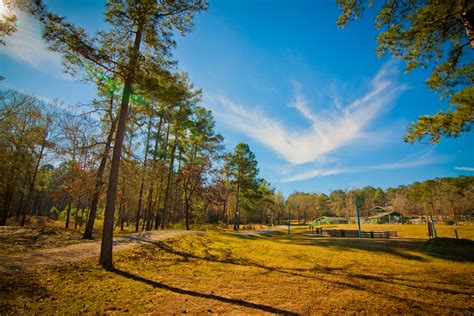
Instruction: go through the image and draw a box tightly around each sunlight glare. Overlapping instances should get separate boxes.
[0,0,8,18]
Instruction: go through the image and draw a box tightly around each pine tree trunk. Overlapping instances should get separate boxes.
[20,125,48,227]
[83,98,117,239]
[184,178,190,230]
[99,26,143,270]
[74,200,80,230]
[144,189,153,231]
[234,182,240,231]
[222,195,227,225]
[119,193,124,232]
[135,118,153,232]
[65,201,72,229]
[161,142,177,230]
[154,123,169,230]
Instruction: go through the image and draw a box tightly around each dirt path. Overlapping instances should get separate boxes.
[0,230,200,274]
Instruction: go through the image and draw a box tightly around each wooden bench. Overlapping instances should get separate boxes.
[310,228,397,238]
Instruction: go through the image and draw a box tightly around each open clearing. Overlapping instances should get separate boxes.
[1,229,473,314]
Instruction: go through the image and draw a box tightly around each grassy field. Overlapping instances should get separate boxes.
[1,223,472,257]
[316,223,474,240]
[1,231,473,314]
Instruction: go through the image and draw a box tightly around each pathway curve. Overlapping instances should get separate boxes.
[0,230,200,274]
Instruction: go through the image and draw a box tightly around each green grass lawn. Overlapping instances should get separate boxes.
[1,231,473,314]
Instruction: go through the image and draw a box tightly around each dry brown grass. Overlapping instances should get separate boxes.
[0,223,139,256]
[1,231,473,314]
[0,226,88,255]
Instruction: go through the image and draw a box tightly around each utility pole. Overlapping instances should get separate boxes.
[288,207,291,235]
[356,195,361,239]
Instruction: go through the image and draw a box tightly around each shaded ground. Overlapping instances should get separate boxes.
[1,231,473,314]
[0,226,89,256]
[0,225,142,256]
[0,230,200,273]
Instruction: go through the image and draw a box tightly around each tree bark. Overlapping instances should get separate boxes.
[74,199,80,230]
[161,142,177,230]
[233,182,240,231]
[99,25,143,269]
[65,201,72,229]
[153,123,169,230]
[222,194,227,225]
[83,97,117,239]
[20,129,48,227]
[135,117,152,232]
[461,8,474,48]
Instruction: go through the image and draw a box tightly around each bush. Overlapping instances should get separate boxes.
[445,219,455,225]
[49,207,63,220]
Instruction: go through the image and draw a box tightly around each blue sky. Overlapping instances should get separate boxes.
[1,0,473,196]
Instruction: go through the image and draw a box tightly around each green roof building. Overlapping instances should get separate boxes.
[312,216,349,226]
[369,211,405,224]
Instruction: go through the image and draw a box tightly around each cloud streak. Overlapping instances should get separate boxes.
[455,166,474,171]
[207,63,405,165]
[0,10,68,79]
[282,150,449,182]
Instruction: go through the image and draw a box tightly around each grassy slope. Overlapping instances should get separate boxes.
[2,222,472,256]
[1,231,473,314]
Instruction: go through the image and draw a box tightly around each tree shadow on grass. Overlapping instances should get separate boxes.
[110,268,298,315]
[125,235,474,312]
[417,237,474,262]
[0,272,50,313]
[270,234,474,262]
[278,237,426,261]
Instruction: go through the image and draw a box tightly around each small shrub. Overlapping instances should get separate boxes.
[49,207,63,220]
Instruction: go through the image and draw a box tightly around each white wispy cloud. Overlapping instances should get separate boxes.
[0,10,69,79]
[455,166,474,171]
[282,150,450,182]
[207,63,405,165]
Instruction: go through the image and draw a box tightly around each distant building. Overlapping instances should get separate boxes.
[371,206,394,215]
[349,217,369,224]
[369,211,405,224]
[313,216,349,225]
[409,216,428,224]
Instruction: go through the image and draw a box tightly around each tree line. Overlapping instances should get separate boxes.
[0,87,280,230]
[0,0,282,269]
[285,176,474,223]
[2,89,472,236]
